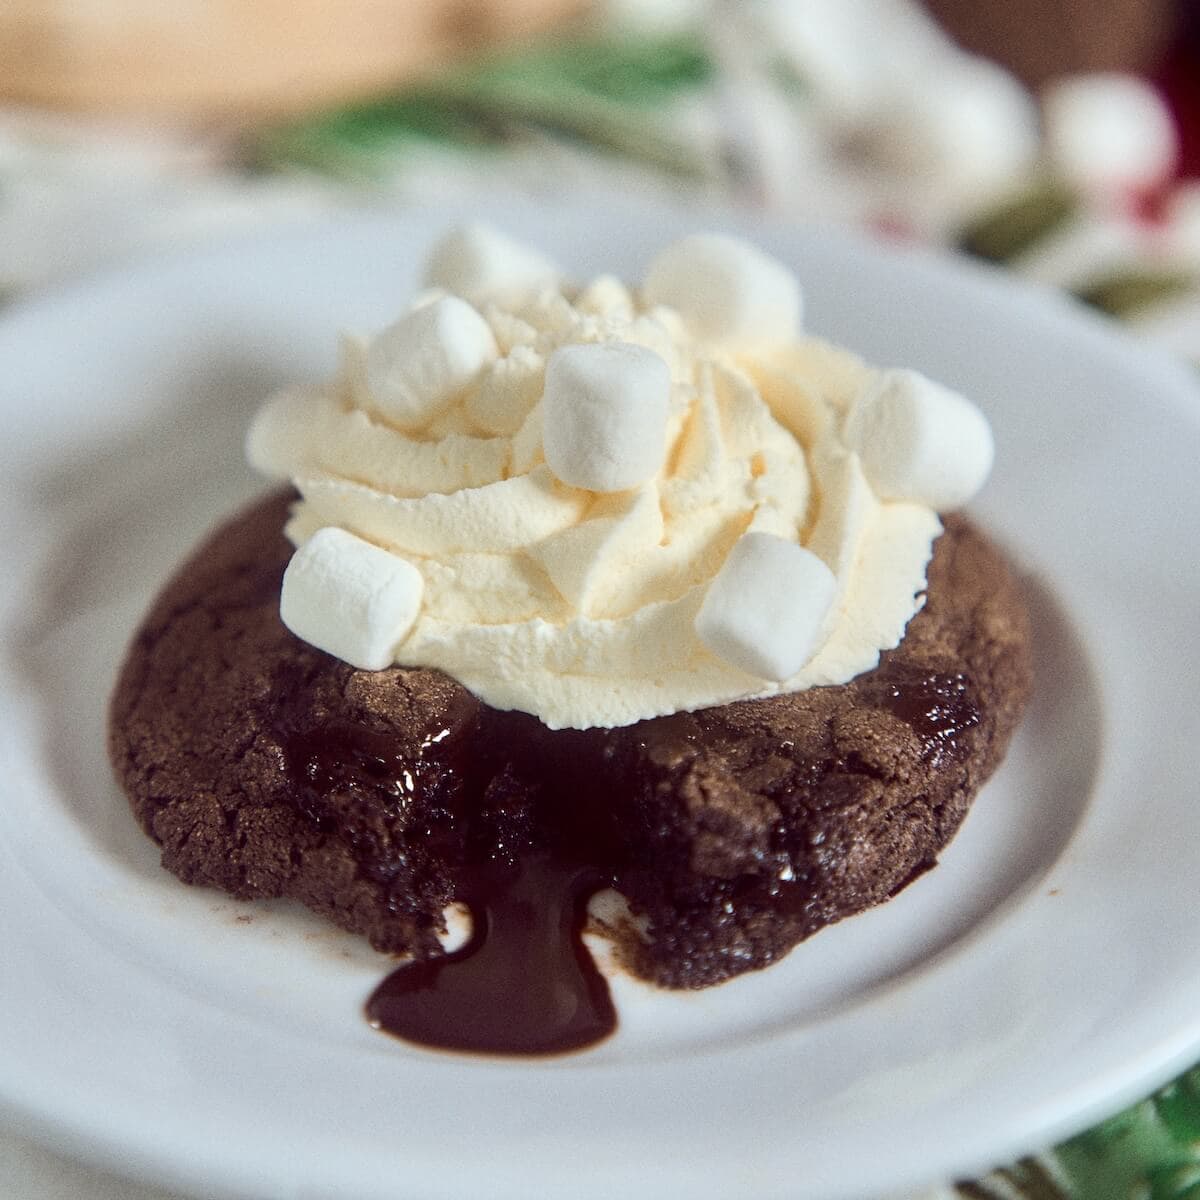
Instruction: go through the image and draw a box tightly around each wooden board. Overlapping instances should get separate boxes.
[0,0,584,118]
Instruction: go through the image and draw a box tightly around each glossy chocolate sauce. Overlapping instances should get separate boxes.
[365,856,615,1055]
[279,666,978,1056]
[283,715,625,1055]
[871,666,981,766]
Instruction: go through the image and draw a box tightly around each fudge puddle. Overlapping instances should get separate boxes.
[281,713,627,1055]
[366,856,615,1055]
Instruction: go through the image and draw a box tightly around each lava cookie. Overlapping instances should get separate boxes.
[108,226,1034,1052]
[109,489,1031,991]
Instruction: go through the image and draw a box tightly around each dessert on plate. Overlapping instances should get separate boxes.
[109,225,1032,1054]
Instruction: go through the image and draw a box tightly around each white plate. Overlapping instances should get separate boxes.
[1,201,1199,1200]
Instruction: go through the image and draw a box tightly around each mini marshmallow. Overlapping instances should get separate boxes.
[280,527,423,670]
[424,223,560,303]
[864,62,1038,199]
[542,342,671,492]
[1043,74,1179,195]
[642,233,801,344]
[695,532,836,681]
[843,369,993,510]
[365,295,497,429]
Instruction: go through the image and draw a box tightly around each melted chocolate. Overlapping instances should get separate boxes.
[365,856,615,1055]
[278,669,980,1056]
[871,666,981,766]
[282,715,625,1056]
[284,723,468,893]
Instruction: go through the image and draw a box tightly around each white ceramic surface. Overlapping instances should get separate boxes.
[1,201,1198,1200]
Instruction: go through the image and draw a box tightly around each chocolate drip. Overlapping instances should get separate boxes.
[365,857,615,1056]
[871,666,981,766]
[284,723,468,893]
[282,712,626,1056]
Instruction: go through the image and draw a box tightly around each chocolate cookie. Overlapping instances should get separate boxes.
[109,489,1031,996]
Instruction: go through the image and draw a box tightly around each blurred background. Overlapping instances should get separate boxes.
[2,2,1200,1199]
[1,0,1198,358]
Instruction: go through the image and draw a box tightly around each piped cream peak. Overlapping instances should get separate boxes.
[248,224,993,729]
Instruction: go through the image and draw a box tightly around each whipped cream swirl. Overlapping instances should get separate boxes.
[248,227,992,729]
